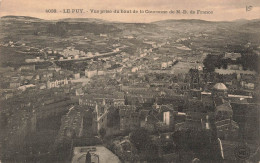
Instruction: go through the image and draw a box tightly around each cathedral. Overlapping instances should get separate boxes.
[211,83,239,140]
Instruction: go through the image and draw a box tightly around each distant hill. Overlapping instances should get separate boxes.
[232,18,250,23]
[1,15,42,20]
[1,15,259,26]
[240,20,260,28]
[0,15,259,71]
[58,18,109,24]
[152,19,215,25]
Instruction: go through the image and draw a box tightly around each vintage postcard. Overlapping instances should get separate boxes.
[0,0,259,162]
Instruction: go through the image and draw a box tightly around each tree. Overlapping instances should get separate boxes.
[203,54,223,72]
[129,128,150,151]
[143,143,159,161]
[173,129,222,161]
[203,55,216,72]
[129,128,160,161]
[98,128,106,139]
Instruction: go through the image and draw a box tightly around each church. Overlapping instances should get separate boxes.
[186,82,240,140]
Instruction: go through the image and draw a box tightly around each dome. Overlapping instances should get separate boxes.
[213,83,228,90]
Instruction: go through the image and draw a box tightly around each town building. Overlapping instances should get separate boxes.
[119,105,140,131]
[47,78,69,89]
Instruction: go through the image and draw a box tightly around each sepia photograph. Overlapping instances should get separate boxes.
[0,0,259,162]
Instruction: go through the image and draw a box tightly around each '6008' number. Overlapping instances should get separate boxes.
[45,9,57,13]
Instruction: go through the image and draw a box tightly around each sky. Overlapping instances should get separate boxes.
[0,0,259,22]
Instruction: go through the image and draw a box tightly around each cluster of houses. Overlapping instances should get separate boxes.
[47,72,260,162]
[54,71,258,143]
[1,34,259,162]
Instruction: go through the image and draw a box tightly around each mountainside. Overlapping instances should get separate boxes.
[0,15,259,68]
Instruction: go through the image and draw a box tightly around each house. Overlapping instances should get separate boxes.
[119,106,140,131]
[143,114,160,132]
[19,65,35,71]
[113,99,125,106]
[87,52,93,57]
[125,95,140,106]
[223,52,241,61]
[42,72,54,78]
[241,81,255,90]
[25,57,44,63]
[18,84,36,91]
[131,67,139,73]
[175,112,213,132]
[39,83,47,90]
[48,65,61,72]
[138,95,155,106]
[74,73,80,79]
[113,48,120,52]
[21,75,34,81]
[97,70,105,76]
[215,68,256,75]
[9,81,20,89]
[163,111,174,128]
[74,55,79,59]
[161,62,168,69]
[85,70,97,78]
[156,95,185,108]
[124,35,134,39]
[100,34,108,37]
[175,118,203,131]
[47,78,69,89]
[79,97,96,107]
[227,64,243,70]
[244,82,255,90]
